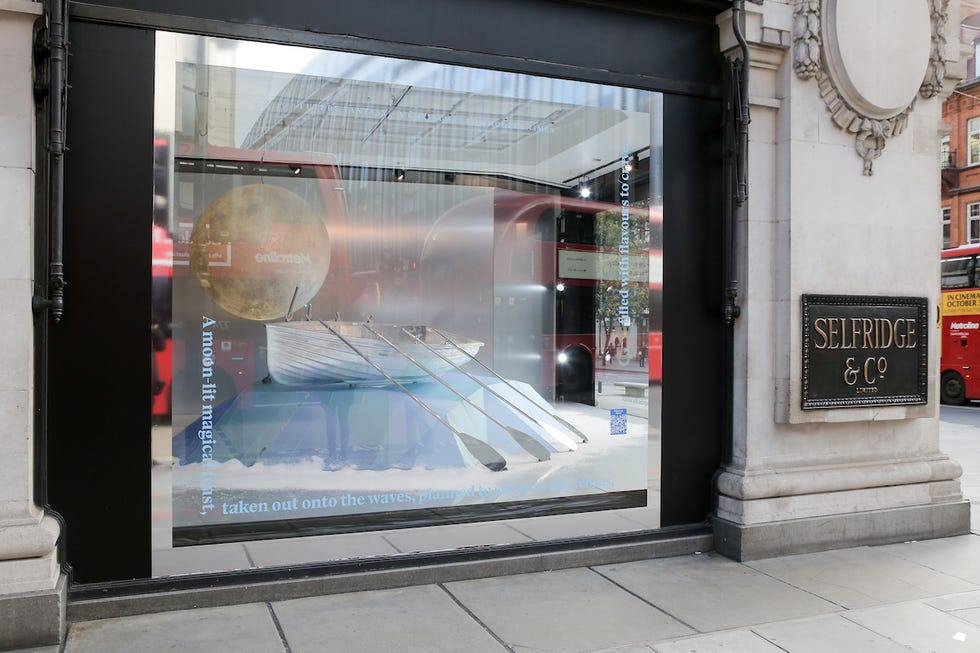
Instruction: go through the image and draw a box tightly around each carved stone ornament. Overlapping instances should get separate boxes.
[793,1,821,80]
[793,0,949,175]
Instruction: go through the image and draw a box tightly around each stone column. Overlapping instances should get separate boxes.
[714,0,970,561]
[0,0,67,647]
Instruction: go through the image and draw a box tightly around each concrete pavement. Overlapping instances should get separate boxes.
[9,408,979,652]
[9,532,978,652]
[934,406,980,529]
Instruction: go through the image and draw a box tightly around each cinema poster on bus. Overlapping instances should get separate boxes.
[942,289,980,317]
[153,32,661,543]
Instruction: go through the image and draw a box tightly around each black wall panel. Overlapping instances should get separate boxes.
[661,94,725,526]
[50,21,155,582]
[73,0,725,96]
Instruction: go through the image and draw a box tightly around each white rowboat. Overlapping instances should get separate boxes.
[266,320,483,385]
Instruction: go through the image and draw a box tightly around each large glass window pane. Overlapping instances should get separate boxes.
[152,33,663,574]
[970,118,980,166]
[970,203,980,244]
[943,207,951,249]
[942,256,973,289]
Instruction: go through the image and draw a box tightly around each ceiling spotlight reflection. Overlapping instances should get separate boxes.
[557,351,569,364]
[556,282,565,292]
[578,186,591,199]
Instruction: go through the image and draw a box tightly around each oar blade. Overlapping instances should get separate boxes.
[551,414,589,443]
[505,426,551,461]
[455,431,507,471]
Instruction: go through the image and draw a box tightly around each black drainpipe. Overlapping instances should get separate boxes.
[47,0,67,324]
[714,0,751,515]
[32,0,71,579]
[33,0,66,321]
[727,0,751,325]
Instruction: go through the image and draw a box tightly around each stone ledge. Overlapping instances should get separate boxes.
[69,532,712,622]
[717,480,963,524]
[0,0,43,17]
[0,572,66,650]
[717,456,963,501]
[0,514,60,561]
[714,501,971,561]
[717,2,792,54]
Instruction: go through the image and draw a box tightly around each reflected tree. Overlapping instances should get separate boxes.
[594,202,650,360]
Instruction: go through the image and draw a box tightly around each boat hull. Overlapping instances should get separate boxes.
[266,321,483,385]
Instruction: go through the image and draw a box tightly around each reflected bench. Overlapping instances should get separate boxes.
[613,381,647,398]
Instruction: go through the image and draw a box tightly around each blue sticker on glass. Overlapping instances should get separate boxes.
[610,408,627,435]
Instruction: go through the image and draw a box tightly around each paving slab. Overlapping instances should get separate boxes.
[939,416,980,499]
[746,545,977,609]
[617,505,661,530]
[151,542,252,577]
[63,603,284,653]
[595,553,840,632]
[844,601,980,653]
[874,535,980,585]
[507,510,650,541]
[272,584,505,653]
[445,567,694,652]
[927,591,980,612]
[382,520,532,553]
[752,614,913,652]
[947,607,980,627]
[244,531,399,567]
[652,630,785,652]
[585,644,656,653]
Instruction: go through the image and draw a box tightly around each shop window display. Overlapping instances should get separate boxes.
[151,33,662,569]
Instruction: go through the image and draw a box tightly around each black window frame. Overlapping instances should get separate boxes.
[45,0,727,585]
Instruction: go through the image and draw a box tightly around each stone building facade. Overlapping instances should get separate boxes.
[0,0,972,647]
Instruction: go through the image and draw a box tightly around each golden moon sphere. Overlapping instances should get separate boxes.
[189,184,331,321]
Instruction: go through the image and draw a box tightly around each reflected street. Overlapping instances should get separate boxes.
[940,404,980,530]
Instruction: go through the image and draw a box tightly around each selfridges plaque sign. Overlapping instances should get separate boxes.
[802,295,928,408]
